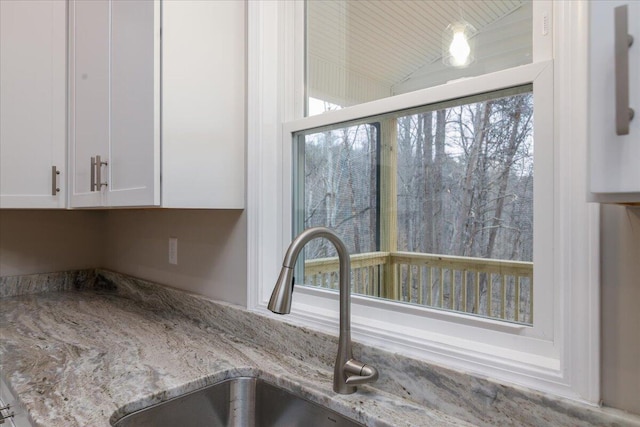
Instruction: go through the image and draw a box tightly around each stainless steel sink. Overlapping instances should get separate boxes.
[113,377,365,427]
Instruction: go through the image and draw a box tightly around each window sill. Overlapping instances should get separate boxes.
[254,284,564,391]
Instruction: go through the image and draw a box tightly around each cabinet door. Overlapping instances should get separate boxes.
[590,1,640,202]
[70,0,159,208]
[0,0,66,209]
[108,0,160,207]
[69,0,109,208]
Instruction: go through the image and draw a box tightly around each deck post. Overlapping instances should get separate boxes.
[380,118,399,299]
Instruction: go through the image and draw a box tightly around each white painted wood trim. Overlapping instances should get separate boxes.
[247,0,600,405]
[285,61,550,134]
[554,0,600,403]
[247,0,302,308]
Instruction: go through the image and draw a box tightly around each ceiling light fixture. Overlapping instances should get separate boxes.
[442,20,476,68]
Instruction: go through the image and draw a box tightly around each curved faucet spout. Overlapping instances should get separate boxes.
[268,227,379,394]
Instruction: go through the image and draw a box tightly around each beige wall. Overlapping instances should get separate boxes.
[103,209,247,306]
[0,210,105,276]
[600,205,640,415]
[0,209,247,306]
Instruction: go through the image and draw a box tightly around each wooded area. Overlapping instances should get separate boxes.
[298,90,534,323]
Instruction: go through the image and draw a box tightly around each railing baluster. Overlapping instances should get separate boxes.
[529,274,533,324]
[462,270,467,312]
[408,265,413,302]
[364,267,369,296]
[488,274,493,318]
[428,266,433,307]
[370,266,374,296]
[373,266,378,297]
[475,271,480,314]
[440,268,445,308]
[516,276,521,323]
[373,266,376,296]
[418,266,424,304]
[501,275,507,319]
[353,269,357,294]
[395,264,401,301]
[450,269,455,310]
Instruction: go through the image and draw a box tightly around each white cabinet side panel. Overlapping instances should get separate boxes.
[0,0,66,208]
[590,1,640,194]
[162,0,245,208]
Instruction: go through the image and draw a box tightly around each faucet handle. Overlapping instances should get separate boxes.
[344,359,379,385]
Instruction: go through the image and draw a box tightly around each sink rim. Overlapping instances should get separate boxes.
[109,369,367,427]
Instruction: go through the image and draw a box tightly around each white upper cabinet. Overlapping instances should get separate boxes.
[0,0,66,209]
[590,1,640,204]
[69,0,245,209]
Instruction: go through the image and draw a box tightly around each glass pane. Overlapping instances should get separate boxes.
[295,123,379,267]
[294,88,534,325]
[306,0,533,115]
[395,91,534,324]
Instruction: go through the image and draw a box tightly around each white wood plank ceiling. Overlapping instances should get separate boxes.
[307,0,530,106]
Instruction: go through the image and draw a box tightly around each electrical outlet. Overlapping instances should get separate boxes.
[169,237,178,265]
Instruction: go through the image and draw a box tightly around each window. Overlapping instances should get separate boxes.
[248,0,598,404]
[294,87,534,325]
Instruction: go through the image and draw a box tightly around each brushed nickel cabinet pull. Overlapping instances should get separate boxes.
[615,4,635,135]
[91,156,97,191]
[51,165,61,195]
[96,155,108,188]
[91,155,108,191]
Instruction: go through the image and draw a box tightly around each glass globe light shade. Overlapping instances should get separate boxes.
[442,20,476,68]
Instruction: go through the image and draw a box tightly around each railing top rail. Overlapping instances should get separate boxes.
[305,252,389,267]
[390,251,533,270]
[304,251,532,276]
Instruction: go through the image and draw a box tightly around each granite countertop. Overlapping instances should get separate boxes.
[1,270,639,427]
[0,271,470,427]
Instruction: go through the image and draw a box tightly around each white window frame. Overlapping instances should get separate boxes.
[247,0,600,404]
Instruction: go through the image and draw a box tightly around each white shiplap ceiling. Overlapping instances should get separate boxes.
[307,0,530,106]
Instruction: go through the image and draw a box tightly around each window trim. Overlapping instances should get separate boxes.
[282,58,558,367]
[289,72,546,328]
[247,0,599,404]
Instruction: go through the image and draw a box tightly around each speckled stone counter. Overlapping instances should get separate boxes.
[1,270,639,427]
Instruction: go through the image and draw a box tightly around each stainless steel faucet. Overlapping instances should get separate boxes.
[268,227,379,394]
